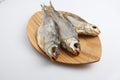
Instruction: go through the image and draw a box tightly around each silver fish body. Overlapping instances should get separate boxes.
[37,5,60,60]
[49,2,80,55]
[63,14,100,36]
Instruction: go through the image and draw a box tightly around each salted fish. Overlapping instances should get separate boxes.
[44,4,100,36]
[48,2,80,55]
[63,14,100,36]
[37,5,60,60]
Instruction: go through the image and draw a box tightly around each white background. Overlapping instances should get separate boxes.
[0,0,120,80]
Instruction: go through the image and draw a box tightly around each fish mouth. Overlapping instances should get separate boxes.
[70,41,80,56]
[73,43,80,55]
[65,38,80,56]
[94,29,100,36]
[48,45,59,61]
[97,30,101,34]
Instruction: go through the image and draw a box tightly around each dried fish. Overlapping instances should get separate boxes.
[44,4,100,36]
[48,2,80,55]
[37,5,60,60]
[63,14,101,36]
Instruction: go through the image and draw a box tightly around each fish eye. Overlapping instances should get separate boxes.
[92,26,97,29]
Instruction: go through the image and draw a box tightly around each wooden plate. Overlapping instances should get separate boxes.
[26,11,102,64]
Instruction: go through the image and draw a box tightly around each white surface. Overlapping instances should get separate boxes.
[0,0,120,80]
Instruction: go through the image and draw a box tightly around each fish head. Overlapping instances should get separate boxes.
[65,38,80,56]
[47,44,59,61]
[86,23,101,36]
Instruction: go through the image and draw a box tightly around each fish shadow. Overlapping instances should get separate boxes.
[79,35,97,39]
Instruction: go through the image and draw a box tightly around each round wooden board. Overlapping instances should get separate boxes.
[27,11,102,64]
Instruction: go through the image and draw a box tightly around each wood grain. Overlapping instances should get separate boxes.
[26,11,102,64]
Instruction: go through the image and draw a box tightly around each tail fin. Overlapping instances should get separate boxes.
[49,1,54,9]
[40,4,50,21]
[40,4,44,11]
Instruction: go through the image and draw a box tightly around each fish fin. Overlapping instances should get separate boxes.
[40,4,43,10]
[49,1,58,13]
[63,14,72,23]
[62,14,75,27]
[40,4,46,14]
[44,5,52,14]
[41,4,48,13]
[40,4,45,10]
[49,1,54,9]
[67,13,87,22]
